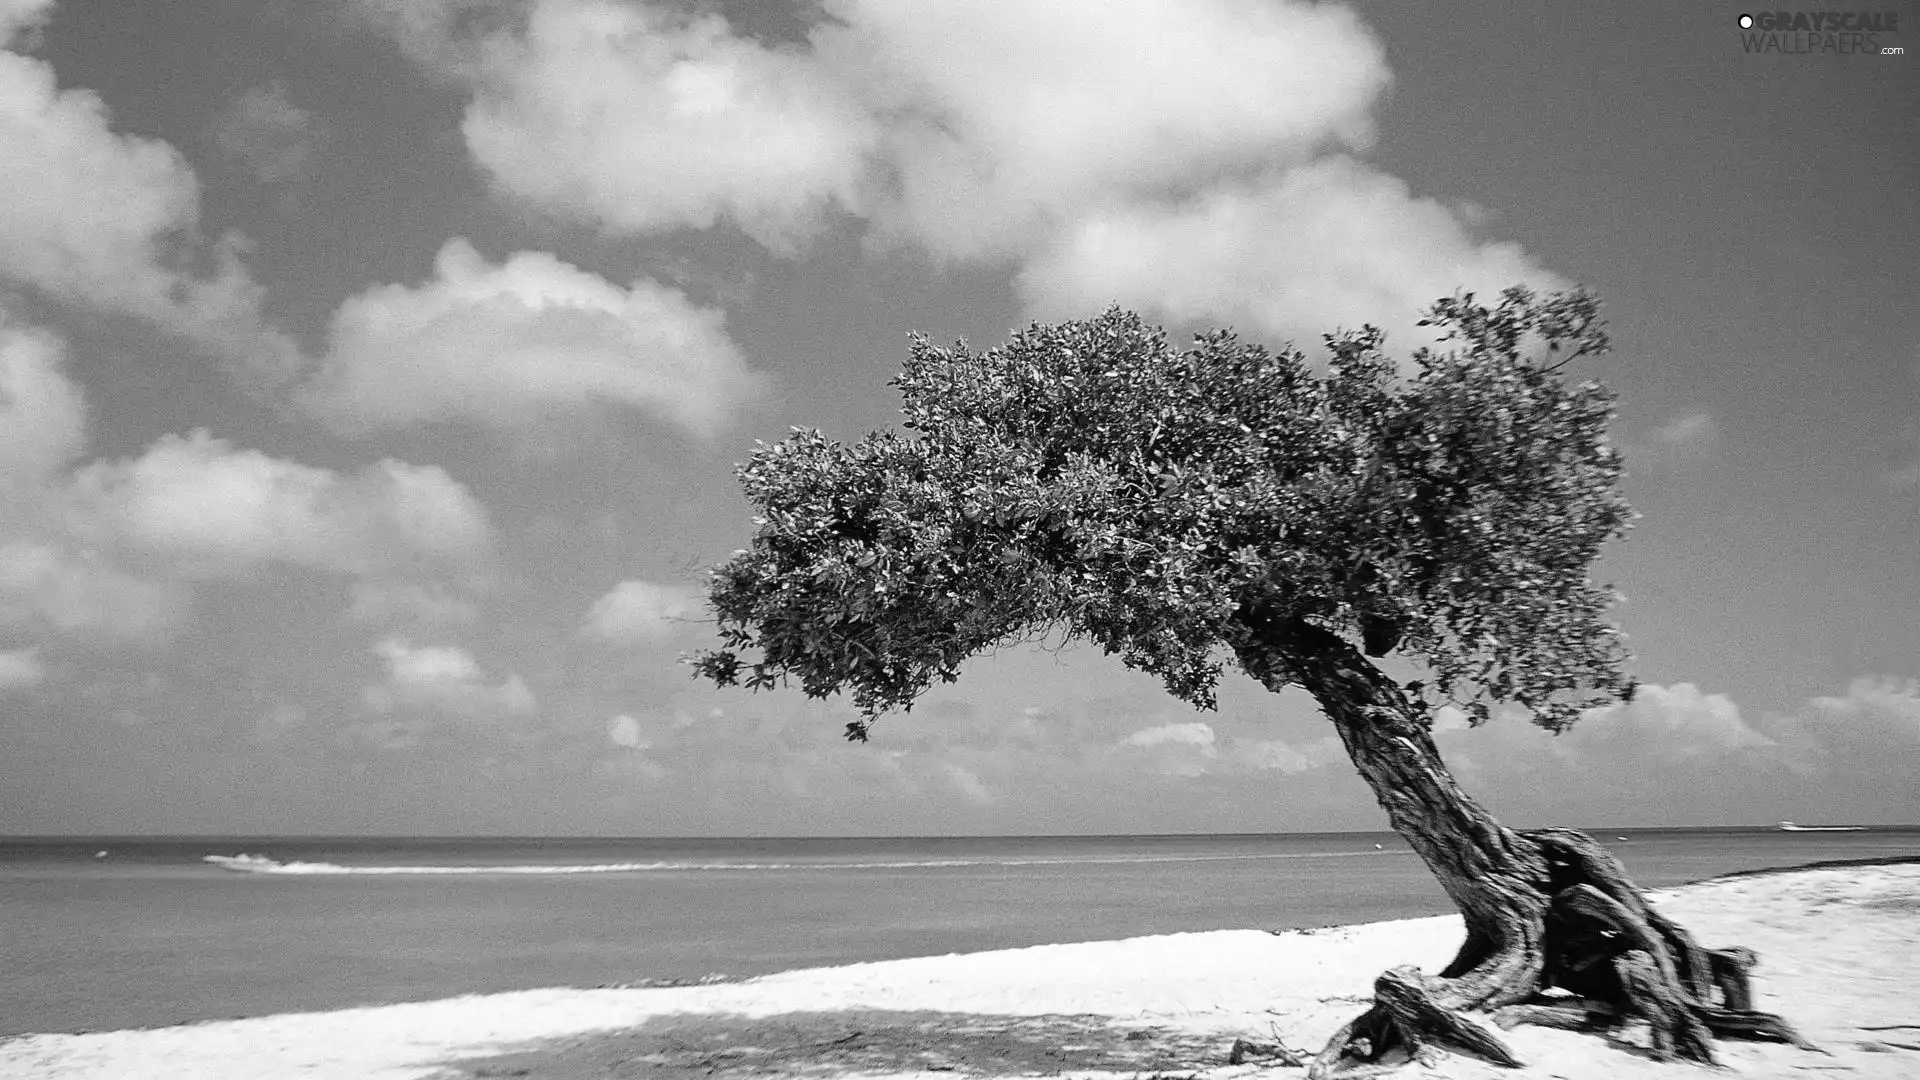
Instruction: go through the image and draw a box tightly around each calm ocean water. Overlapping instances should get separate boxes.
[4,827,1916,1035]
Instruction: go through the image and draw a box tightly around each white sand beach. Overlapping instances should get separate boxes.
[3,862,1915,1080]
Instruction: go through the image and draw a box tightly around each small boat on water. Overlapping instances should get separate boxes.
[1777,821,1866,832]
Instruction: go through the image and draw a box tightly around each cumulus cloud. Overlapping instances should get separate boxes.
[0,646,45,690]
[1018,157,1566,346]
[1431,682,1774,794]
[1112,719,1353,782]
[363,637,536,721]
[0,313,187,644]
[302,239,761,437]
[1763,677,1920,767]
[0,23,295,378]
[361,0,1558,342]
[1120,720,1218,752]
[822,0,1387,261]
[207,81,326,184]
[1567,682,1774,759]
[579,579,702,643]
[544,668,1920,828]
[1809,677,1920,732]
[0,310,497,650]
[457,1,878,252]
[1416,678,1920,825]
[62,430,494,582]
[0,540,187,645]
[0,313,85,498]
[1119,720,1218,777]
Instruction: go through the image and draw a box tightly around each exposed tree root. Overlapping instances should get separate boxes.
[1228,1036,1307,1067]
[1490,998,1619,1032]
[1303,829,1813,1078]
[1308,968,1524,1076]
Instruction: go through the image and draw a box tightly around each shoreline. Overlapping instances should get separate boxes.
[1683,852,1920,884]
[4,859,1917,1079]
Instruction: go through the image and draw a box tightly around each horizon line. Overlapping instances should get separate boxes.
[7,823,1914,843]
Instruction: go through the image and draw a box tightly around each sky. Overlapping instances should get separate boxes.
[0,0,1914,837]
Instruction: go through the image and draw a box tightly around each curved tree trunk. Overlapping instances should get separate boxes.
[1232,608,1808,1076]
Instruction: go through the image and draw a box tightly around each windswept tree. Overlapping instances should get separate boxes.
[691,289,1806,1075]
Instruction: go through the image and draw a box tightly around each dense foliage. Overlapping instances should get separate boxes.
[692,288,1634,739]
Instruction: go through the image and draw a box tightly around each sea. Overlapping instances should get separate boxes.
[4,827,1916,1036]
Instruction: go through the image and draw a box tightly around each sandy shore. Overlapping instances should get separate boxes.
[2,862,1915,1080]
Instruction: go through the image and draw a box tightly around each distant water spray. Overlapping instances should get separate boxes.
[202,849,1409,876]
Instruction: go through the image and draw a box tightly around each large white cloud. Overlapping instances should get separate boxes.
[1565,681,1775,759]
[1806,677,1920,736]
[460,0,877,251]
[361,0,1558,341]
[0,311,188,644]
[0,20,295,378]
[1763,676,1920,767]
[62,430,494,582]
[820,0,1388,261]
[302,239,761,437]
[0,309,497,649]
[1018,157,1566,346]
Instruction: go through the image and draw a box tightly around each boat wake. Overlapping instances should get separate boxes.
[202,848,1408,876]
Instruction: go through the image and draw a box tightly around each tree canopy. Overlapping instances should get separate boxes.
[693,287,1634,739]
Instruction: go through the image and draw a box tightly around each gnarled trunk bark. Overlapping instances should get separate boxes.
[1236,609,1551,1002]
[1231,607,1808,1076]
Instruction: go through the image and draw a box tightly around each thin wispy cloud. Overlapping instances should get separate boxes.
[207,81,327,185]
[363,637,537,725]
[1882,412,1920,489]
[0,646,45,691]
[580,580,703,644]
[1650,411,1722,448]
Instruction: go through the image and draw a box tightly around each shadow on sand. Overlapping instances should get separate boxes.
[428,1008,1232,1078]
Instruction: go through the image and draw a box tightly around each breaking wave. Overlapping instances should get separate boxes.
[203,849,1406,876]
